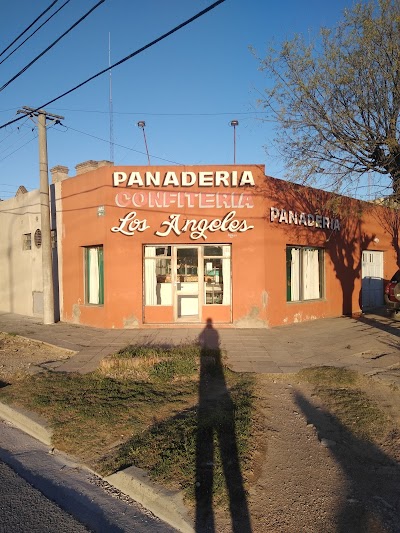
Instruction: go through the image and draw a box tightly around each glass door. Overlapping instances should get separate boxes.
[175,247,200,320]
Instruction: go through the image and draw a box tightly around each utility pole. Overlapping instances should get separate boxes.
[17,106,64,324]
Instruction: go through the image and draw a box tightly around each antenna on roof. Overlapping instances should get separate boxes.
[109,32,114,163]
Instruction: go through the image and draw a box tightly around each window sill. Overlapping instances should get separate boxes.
[286,298,326,304]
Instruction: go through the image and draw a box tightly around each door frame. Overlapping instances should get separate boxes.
[361,250,384,309]
[173,245,203,322]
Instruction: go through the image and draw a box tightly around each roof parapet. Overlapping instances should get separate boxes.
[75,160,113,175]
[50,165,69,183]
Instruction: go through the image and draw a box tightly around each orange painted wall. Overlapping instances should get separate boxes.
[60,164,398,329]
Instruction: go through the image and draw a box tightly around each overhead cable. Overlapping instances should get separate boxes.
[0,0,60,58]
[0,0,72,67]
[57,124,184,165]
[0,0,226,131]
[0,0,106,93]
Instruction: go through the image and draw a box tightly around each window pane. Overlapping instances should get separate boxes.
[204,245,223,256]
[23,233,32,251]
[302,248,321,300]
[286,246,323,302]
[156,246,171,256]
[204,256,231,305]
[286,247,300,302]
[204,258,222,304]
[145,254,172,305]
[86,246,104,305]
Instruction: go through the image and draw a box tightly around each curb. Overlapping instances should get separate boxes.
[0,402,53,446]
[0,401,194,532]
[105,466,194,533]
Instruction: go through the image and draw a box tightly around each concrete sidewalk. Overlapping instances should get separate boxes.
[0,310,399,384]
[1,309,400,532]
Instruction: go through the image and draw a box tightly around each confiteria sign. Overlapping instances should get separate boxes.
[110,170,255,240]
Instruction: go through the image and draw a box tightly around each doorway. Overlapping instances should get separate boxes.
[143,244,231,324]
[175,247,201,320]
[361,250,383,309]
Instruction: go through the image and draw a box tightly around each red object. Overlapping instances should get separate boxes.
[385,281,400,302]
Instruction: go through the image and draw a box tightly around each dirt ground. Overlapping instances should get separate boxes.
[1,332,400,532]
[0,332,72,383]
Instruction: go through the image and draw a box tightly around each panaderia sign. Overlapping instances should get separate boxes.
[110,170,256,240]
[270,207,340,231]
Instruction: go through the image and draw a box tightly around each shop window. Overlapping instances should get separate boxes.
[286,246,324,302]
[204,245,231,305]
[145,246,172,305]
[23,233,32,250]
[85,246,104,305]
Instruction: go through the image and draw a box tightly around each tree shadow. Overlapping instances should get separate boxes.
[357,313,400,338]
[294,390,400,532]
[195,318,252,532]
[255,178,374,316]
[372,200,400,267]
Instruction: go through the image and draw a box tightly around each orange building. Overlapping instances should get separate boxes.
[56,162,398,329]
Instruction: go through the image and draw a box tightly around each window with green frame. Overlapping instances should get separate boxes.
[85,245,104,305]
[286,246,324,302]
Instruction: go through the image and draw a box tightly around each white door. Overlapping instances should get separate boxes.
[175,247,200,320]
[361,251,384,308]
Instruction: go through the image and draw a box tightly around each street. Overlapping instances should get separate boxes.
[0,420,176,533]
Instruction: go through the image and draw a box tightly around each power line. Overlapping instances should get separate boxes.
[0,0,106,93]
[48,108,271,117]
[0,0,226,131]
[0,135,37,163]
[57,123,184,165]
[0,0,60,58]
[0,0,72,67]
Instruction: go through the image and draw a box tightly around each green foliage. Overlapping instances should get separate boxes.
[316,387,389,441]
[104,373,256,503]
[297,366,389,442]
[0,342,256,509]
[298,366,358,387]
[257,0,400,198]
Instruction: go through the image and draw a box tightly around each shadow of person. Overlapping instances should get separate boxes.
[294,390,400,532]
[195,318,252,532]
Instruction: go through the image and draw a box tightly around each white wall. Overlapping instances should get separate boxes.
[0,190,43,316]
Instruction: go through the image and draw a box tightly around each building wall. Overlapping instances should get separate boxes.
[0,190,43,316]
[59,164,399,329]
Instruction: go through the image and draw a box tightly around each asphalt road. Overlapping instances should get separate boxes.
[0,420,177,533]
[0,459,90,532]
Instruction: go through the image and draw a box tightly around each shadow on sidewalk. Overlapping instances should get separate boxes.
[294,391,400,532]
[357,313,400,338]
[195,318,252,532]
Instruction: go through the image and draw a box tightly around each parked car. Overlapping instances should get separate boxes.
[384,270,400,319]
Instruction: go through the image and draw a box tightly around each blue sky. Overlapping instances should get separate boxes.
[0,0,362,199]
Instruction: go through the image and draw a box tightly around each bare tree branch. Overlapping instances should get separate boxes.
[256,0,400,199]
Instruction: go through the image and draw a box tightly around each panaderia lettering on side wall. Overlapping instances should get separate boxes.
[270,207,340,231]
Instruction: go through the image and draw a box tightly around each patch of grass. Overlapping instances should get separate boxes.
[99,343,199,382]
[298,366,358,387]
[315,387,389,441]
[297,366,390,442]
[0,343,257,508]
[103,373,256,505]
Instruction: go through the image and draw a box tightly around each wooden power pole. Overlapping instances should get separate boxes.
[17,106,64,324]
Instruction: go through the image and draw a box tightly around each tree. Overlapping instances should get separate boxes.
[257,0,400,199]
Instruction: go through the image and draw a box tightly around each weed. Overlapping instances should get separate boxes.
[297,366,390,443]
[298,366,358,387]
[0,342,256,509]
